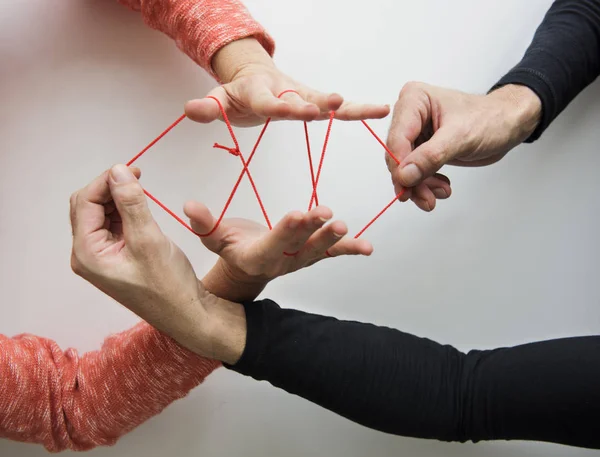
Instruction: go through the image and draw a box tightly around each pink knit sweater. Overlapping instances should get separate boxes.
[0,0,274,451]
[118,0,275,78]
[0,323,220,452]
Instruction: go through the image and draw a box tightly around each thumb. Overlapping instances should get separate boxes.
[394,127,460,187]
[108,164,157,240]
[184,87,228,123]
[183,201,226,254]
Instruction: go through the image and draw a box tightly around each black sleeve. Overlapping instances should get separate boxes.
[227,299,600,449]
[491,0,600,141]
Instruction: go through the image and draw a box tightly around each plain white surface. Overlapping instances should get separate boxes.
[1,0,599,456]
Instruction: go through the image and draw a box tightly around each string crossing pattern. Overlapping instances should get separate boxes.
[125,91,405,256]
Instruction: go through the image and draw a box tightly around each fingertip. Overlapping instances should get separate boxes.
[413,196,435,212]
[330,220,348,237]
[398,163,424,188]
[376,104,391,118]
[432,187,451,199]
[184,98,220,123]
[284,210,304,229]
[183,200,195,217]
[129,167,142,179]
[183,200,211,220]
[109,164,137,185]
[327,93,344,111]
[287,103,319,122]
[311,205,333,222]
[358,239,374,256]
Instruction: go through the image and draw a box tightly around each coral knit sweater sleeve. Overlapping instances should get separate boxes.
[0,322,221,452]
[118,0,275,78]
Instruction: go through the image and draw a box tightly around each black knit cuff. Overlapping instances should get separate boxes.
[223,299,278,375]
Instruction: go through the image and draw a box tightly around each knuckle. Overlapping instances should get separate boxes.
[116,186,143,208]
[399,81,422,98]
[425,144,447,169]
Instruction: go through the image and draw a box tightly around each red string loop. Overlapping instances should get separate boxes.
[124,93,404,256]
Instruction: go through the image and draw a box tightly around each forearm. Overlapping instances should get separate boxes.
[117,0,275,78]
[492,0,600,141]
[226,299,600,449]
[0,325,219,452]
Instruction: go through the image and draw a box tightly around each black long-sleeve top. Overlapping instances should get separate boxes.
[492,0,600,141]
[228,299,600,449]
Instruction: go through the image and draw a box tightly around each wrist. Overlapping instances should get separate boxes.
[197,285,247,365]
[202,258,267,303]
[488,84,542,143]
[212,37,275,84]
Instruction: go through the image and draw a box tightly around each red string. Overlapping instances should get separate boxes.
[360,120,400,165]
[308,112,334,211]
[127,114,186,167]
[124,94,404,256]
[304,122,318,206]
[207,95,272,231]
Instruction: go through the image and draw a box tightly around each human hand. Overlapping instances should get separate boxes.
[184,202,373,293]
[385,82,542,211]
[69,164,223,357]
[184,38,390,127]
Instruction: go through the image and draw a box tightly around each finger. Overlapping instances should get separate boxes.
[393,127,461,187]
[108,164,159,245]
[274,91,321,121]
[185,100,221,124]
[280,206,333,255]
[425,173,452,200]
[297,220,351,261]
[332,102,391,121]
[324,237,374,258]
[410,182,437,212]
[251,210,305,260]
[301,91,344,113]
[184,200,227,253]
[246,83,293,119]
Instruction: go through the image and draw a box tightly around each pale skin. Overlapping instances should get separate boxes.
[69,165,372,364]
[385,83,543,211]
[185,37,392,127]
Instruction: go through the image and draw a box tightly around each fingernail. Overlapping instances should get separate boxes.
[433,188,448,199]
[111,164,134,184]
[288,219,300,229]
[400,164,422,186]
[333,232,344,239]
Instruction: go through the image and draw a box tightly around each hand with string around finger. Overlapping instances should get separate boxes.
[185,38,390,127]
[184,201,373,293]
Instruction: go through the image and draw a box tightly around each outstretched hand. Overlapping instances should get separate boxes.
[185,38,390,127]
[184,202,373,283]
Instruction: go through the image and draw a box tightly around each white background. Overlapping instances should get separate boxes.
[1,0,599,456]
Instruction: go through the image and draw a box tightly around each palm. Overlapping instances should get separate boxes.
[184,202,373,281]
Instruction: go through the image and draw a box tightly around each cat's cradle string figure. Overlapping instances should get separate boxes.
[125,91,405,255]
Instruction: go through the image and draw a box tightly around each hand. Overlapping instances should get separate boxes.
[184,202,373,291]
[69,164,224,358]
[184,38,390,127]
[385,82,542,211]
